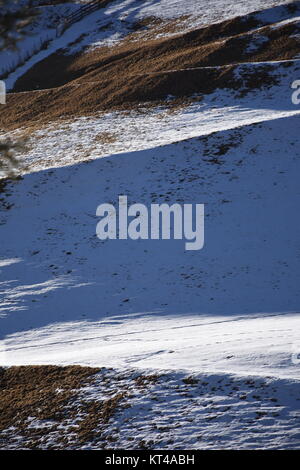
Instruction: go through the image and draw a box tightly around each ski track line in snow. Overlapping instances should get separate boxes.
[3,310,298,353]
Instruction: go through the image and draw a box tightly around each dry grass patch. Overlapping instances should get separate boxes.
[0,367,159,449]
[1,4,298,131]
[0,366,99,433]
[94,131,118,144]
[1,62,282,132]
[0,366,101,448]
[134,374,160,388]
[75,392,127,445]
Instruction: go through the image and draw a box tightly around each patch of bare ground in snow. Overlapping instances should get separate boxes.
[1,63,283,132]
[0,365,127,449]
[0,367,299,450]
[2,3,299,131]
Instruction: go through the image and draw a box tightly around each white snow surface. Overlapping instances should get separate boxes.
[3,313,300,380]
[79,370,300,450]
[5,59,300,173]
[104,0,293,23]
[1,63,300,378]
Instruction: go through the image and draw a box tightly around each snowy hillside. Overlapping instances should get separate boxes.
[0,0,299,451]
[0,2,82,77]
[1,107,300,379]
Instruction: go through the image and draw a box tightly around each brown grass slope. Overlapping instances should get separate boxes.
[0,366,128,449]
[0,366,98,434]
[1,4,300,130]
[0,366,158,449]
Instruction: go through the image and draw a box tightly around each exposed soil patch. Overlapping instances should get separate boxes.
[0,366,99,432]
[75,392,127,445]
[1,367,298,450]
[11,10,299,94]
[0,366,134,449]
[1,62,280,131]
[0,366,167,450]
[131,16,164,32]
[134,374,160,387]
[11,16,270,93]
[128,14,192,41]
[94,131,118,144]
[1,4,299,131]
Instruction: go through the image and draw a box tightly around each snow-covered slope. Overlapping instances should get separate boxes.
[0,365,299,450]
[61,0,297,53]
[5,59,300,174]
[0,0,299,450]
[1,106,300,378]
[1,1,300,377]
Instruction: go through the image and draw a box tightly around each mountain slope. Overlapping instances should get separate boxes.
[2,2,300,132]
[0,0,299,451]
[1,112,300,378]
